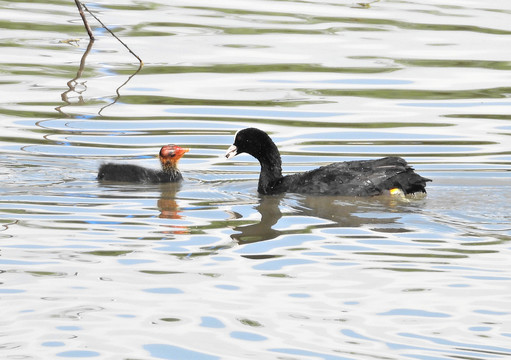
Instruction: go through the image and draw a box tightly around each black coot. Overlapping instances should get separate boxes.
[97,145,189,183]
[225,128,431,196]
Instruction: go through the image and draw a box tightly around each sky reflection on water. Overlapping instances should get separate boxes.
[1,0,511,359]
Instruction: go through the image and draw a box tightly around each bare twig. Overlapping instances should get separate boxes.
[80,2,143,66]
[66,1,144,116]
[74,0,94,40]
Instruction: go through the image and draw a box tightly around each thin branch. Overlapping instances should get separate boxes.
[74,0,94,40]
[80,2,143,66]
[64,2,145,116]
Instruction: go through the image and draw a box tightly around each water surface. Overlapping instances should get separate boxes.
[1,1,510,359]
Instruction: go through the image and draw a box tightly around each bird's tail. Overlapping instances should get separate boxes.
[390,171,432,194]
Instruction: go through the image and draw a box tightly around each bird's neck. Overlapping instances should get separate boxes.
[161,160,181,179]
[257,148,283,194]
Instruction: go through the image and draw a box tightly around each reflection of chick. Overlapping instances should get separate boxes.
[158,198,182,220]
[97,145,189,183]
[158,184,183,220]
[158,184,189,234]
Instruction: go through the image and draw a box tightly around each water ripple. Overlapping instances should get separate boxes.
[1,1,511,360]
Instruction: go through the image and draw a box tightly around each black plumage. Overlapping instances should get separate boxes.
[225,128,431,196]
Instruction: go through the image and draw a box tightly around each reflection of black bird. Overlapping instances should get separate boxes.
[232,195,283,244]
[231,194,406,245]
[225,128,431,196]
[98,145,189,183]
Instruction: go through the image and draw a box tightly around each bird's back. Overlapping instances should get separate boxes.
[280,156,430,196]
[98,163,163,183]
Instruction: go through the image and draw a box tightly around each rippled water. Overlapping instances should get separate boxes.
[1,1,511,359]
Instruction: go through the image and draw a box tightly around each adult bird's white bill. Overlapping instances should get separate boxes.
[225,144,238,159]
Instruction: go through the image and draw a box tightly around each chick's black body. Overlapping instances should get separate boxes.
[225,128,431,196]
[97,145,188,184]
[97,163,182,183]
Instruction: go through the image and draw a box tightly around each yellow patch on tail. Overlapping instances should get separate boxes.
[389,188,404,196]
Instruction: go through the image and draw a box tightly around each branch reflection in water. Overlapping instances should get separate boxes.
[98,62,143,116]
[56,39,95,116]
[55,39,142,117]
[231,194,415,245]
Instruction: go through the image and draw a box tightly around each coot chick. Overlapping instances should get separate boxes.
[225,128,431,196]
[98,145,189,183]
